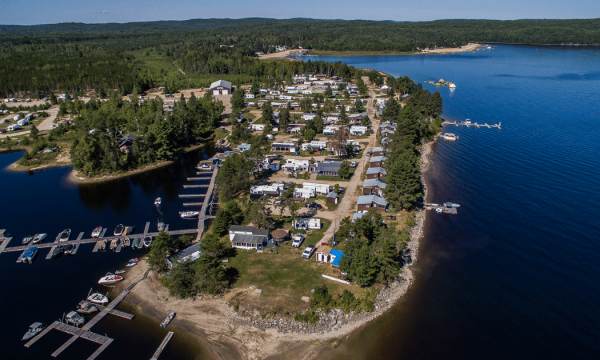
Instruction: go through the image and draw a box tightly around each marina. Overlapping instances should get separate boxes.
[442,120,501,129]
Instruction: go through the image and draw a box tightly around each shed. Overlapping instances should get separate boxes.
[316,245,332,263]
[326,191,338,204]
[210,80,232,95]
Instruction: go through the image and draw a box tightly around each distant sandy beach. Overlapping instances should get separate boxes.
[421,42,481,54]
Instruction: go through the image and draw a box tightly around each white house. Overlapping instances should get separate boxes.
[210,80,232,95]
[283,159,310,171]
[245,93,255,99]
[228,225,271,250]
[302,90,313,95]
[250,183,284,196]
[303,112,316,121]
[350,125,368,135]
[293,188,316,200]
[251,124,266,131]
[7,124,20,131]
[323,125,339,135]
[292,218,321,230]
[326,114,340,122]
[301,140,327,152]
[303,182,330,195]
[376,98,389,105]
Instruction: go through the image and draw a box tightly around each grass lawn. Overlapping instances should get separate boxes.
[213,128,228,140]
[226,218,370,313]
[243,112,256,120]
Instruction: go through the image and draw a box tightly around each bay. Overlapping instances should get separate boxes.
[297,45,600,360]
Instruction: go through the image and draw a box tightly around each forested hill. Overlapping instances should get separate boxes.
[1,18,599,50]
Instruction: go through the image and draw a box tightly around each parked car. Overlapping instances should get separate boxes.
[274,197,282,205]
[350,161,357,168]
[292,235,305,248]
[370,129,374,134]
[305,202,322,210]
[338,187,345,194]
[302,245,315,259]
[366,151,372,156]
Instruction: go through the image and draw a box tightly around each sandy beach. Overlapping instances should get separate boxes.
[119,138,436,359]
[421,42,481,54]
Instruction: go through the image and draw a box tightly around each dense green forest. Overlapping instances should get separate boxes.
[1,18,598,97]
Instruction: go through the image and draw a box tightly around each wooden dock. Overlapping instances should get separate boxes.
[196,166,219,240]
[144,222,151,235]
[151,331,174,360]
[0,237,12,252]
[424,203,459,214]
[442,120,501,129]
[183,184,209,188]
[183,202,204,206]
[0,229,198,255]
[25,269,150,359]
[178,194,205,198]
[187,177,211,181]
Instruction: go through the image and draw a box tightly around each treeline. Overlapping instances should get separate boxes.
[68,91,223,175]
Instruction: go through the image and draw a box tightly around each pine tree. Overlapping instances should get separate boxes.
[378,238,400,285]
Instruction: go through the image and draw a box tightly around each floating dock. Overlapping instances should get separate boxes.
[442,120,501,129]
[151,331,174,360]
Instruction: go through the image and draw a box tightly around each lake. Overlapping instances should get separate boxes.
[296,45,600,359]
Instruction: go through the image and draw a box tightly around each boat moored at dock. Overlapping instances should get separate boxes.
[442,133,458,141]
[87,291,109,304]
[22,247,38,263]
[22,235,34,245]
[131,237,140,249]
[123,237,130,247]
[98,273,124,285]
[91,227,102,238]
[143,236,153,248]
[22,322,46,341]
[51,245,64,257]
[31,233,47,244]
[110,238,119,251]
[65,311,85,326]
[180,211,199,218]
[114,224,124,236]
[59,229,71,241]
[76,301,99,315]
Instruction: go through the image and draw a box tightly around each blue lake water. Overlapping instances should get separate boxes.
[298,45,600,359]
[0,150,211,360]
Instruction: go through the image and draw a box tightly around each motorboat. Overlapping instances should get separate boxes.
[22,247,38,263]
[114,224,124,236]
[110,238,119,251]
[32,233,47,244]
[22,235,34,245]
[98,239,107,251]
[435,208,443,213]
[444,202,461,208]
[115,270,126,275]
[143,236,153,248]
[51,245,64,257]
[126,262,137,267]
[22,322,46,341]
[76,301,99,315]
[131,237,140,249]
[196,163,213,171]
[59,229,71,242]
[449,83,456,89]
[180,211,199,219]
[122,237,130,248]
[87,292,109,304]
[98,274,123,285]
[63,244,75,255]
[157,222,165,231]
[65,311,85,326]
[155,197,162,205]
[160,312,176,329]
[465,119,472,125]
[91,227,102,238]
[442,133,458,141]
[124,225,134,235]
[129,258,140,263]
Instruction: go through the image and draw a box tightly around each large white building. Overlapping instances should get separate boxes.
[210,80,232,95]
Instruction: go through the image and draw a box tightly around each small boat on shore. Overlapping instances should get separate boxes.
[76,301,99,315]
[98,274,123,285]
[160,312,176,328]
[91,227,102,238]
[114,224,124,236]
[22,322,46,341]
[129,258,140,263]
[115,270,126,275]
[155,197,162,205]
[32,233,47,244]
[22,247,38,263]
[59,229,71,242]
[110,238,119,251]
[65,311,85,326]
[180,211,199,219]
[131,237,140,249]
[87,291,109,304]
[143,236,153,248]
[126,262,137,267]
[123,237,130,248]
[22,235,34,245]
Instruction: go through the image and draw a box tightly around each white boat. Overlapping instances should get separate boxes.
[59,229,71,242]
[143,236,153,248]
[98,274,123,285]
[179,211,199,219]
[22,236,34,245]
[91,227,102,238]
[87,292,109,304]
[115,270,126,275]
[65,311,85,326]
[442,133,458,141]
[22,322,46,341]
[436,208,443,213]
[444,202,461,208]
[155,197,162,205]
[465,119,472,125]
[449,83,456,88]
[114,224,124,236]
[160,312,176,328]
[126,262,137,267]
[196,163,213,171]
[32,233,47,244]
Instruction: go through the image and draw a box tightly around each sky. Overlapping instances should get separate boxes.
[1,0,599,25]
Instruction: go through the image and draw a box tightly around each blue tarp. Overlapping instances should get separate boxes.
[330,249,344,267]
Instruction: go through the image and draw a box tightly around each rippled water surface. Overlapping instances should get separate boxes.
[298,45,600,360]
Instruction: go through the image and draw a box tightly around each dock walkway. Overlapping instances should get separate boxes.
[442,120,501,129]
[151,331,174,360]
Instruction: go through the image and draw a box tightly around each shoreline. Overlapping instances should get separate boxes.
[303,43,481,57]
[121,139,436,359]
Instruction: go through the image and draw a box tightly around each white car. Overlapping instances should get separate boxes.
[292,235,305,248]
[350,161,357,168]
[302,245,315,259]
